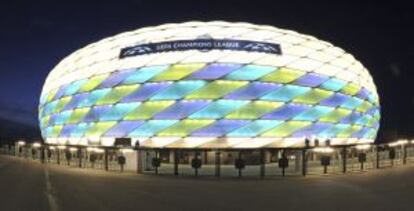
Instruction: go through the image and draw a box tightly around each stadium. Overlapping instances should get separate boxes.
[37,21,380,176]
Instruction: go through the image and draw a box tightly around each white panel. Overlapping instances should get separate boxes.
[286,58,324,72]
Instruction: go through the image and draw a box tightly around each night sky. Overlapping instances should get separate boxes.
[0,0,413,141]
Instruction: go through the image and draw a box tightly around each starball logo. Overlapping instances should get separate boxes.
[119,35,282,59]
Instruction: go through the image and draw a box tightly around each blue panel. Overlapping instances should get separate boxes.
[340,111,362,124]
[187,63,241,80]
[192,120,250,137]
[293,73,328,87]
[53,84,70,100]
[150,80,207,100]
[227,120,283,137]
[153,101,210,119]
[261,85,311,102]
[128,120,178,136]
[60,124,77,137]
[319,78,347,91]
[122,65,169,84]
[224,82,281,100]
[48,113,58,126]
[292,123,333,137]
[45,127,53,137]
[99,103,140,121]
[64,79,88,96]
[341,97,363,110]
[43,101,58,116]
[356,87,370,100]
[351,127,371,138]
[83,105,112,122]
[355,115,371,125]
[70,123,93,137]
[319,93,350,107]
[293,106,334,121]
[189,100,249,119]
[77,88,111,108]
[365,107,378,116]
[367,94,377,104]
[104,121,144,137]
[318,124,349,138]
[262,103,311,120]
[54,110,73,125]
[63,93,89,110]
[98,69,135,88]
[121,82,172,102]
[225,65,276,80]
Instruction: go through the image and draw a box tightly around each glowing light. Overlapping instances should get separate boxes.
[86,147,104,153]
[120,148,134,153]
[355,144,371,151]
[32,143,42,148]
[57,145,66,150]
[389,140,408,147]
[17,141,25,146]
[313,147,334,153]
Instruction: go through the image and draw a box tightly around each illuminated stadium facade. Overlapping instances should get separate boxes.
[39,21,380,151]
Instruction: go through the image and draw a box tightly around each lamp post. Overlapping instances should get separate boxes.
[278,149,288,177]
[191,151,202,176]
[17,141,25,157]
[234,151,245,177]
[313,147,334,174]
[355,144,371,170]
[302,138,310,176]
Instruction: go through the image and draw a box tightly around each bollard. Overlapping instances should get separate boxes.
[260,149,266,178]
[341,147,347,173]
[173,150,179,176]
[215,150,221,177]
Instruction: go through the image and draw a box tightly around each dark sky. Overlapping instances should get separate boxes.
[0,0,413,140]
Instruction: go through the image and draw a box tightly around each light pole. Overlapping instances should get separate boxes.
[313,147,334,174]
[355,144,371,170]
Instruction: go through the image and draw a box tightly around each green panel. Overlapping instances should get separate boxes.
[260,68,305,83]
[319,108,352,123]
[78,74,109,93]
[293,88,333,104]
[150,63,205,81]
[96,84,139,105]
[124,101,175,120]
[261,121,311,137]
[66,108,91,124]
[185,80,248,99]
[226,101,284,119]
[84,121,117,137]
[356,101,372,113]
[157,120,214,137]
[46,88,59,103]
[41,116,50,127]
[54,96,72,113]
[337,125,362,138]
[39,106,44,116]
[364,128,377,139]
[49,125,63,137]
[340,83,360,95]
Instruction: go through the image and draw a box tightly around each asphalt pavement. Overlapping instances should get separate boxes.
[0,155,412,211]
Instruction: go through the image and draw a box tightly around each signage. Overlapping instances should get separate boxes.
[120,39,282,58]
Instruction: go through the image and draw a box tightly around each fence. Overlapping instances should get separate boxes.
[0,142,411,178]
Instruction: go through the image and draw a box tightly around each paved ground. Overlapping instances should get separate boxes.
[0,155,413,211]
